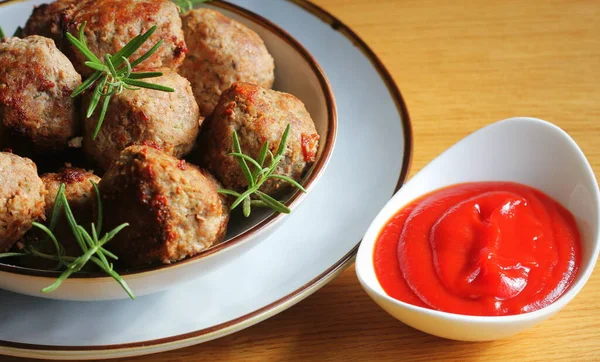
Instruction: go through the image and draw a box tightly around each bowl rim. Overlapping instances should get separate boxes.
[356,116,600,323]
[0,0,338,280]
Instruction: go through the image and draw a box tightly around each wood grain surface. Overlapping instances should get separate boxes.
[6,0,600,360]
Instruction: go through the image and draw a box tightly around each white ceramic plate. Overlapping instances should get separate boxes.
[0,0,412,359]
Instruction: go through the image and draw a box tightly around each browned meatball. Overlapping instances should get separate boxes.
[41,167,101,218]
[0,36,81,152]
[63,0,186,75]
[180,8,274,116]
[198,83,320,195]
[0,152,46,252]
[23,0,78,48]
[99,145,229,267]
[83,68,200,171]
[18,167,100,269]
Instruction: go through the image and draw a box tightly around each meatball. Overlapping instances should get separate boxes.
[198,82,319,195]
[99,145,229,267]
[180,8,275,116]
[0,36,81,152]
[0,152,45,252]
[18,167,100,269]
[83,68,200,171]
[23,0,78,48]
[63,0,186,75]
[41,167,101,218]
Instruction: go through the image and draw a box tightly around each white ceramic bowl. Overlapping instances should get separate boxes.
[356,117,599,341]
[0,1,336,301]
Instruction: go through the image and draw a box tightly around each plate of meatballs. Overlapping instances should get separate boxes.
[0,0,412,359]
[0,0,334,300]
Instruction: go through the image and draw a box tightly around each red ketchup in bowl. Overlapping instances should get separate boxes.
[374,182,581,316]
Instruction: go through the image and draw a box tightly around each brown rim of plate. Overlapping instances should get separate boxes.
[0,0,414,355]
[0,0,338,279]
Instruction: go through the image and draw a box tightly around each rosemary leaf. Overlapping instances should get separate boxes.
[27,248,71,262]
[232,131,254,187]
[101,263,135,300]
[217,189,241,198]
[105,54,119,79]
[104,224,129,244]
[60,193,87,252]
[264,154,285,179]
[229,152,263,170]
[120,57,133,78]
[253,141,270,180]
[92,93,112,140]
[72,71,102,97]
[91,181,103,234]
[121,79,174,92]
[231,186,259,210]
[243,197,251,217]
[111,26,157,66]
[87,75,108,118]
[100,247,118,261]
[268,175,307,192]
[122,84,141,91]
[276,124,291,157]
[66,31,101,64]
[0,252,26,259]
[250,200,268,208]
[256,191,291,214]
[77,226,96,253]
[128,39,164,69]
[84,61,107,72]
[48,184,66,232]
[128,72,164,79]
[41,268,76,293]
[32,222,63,259]
[77,21,86,44]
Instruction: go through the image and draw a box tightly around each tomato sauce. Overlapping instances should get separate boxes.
[374,182,581,316]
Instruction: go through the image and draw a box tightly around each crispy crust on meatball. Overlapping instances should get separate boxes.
[63,0,186,75]
[180,8,275,116]
[0,152,46,252]
[0,36,81,151]
[23,0,78,48]
[41,167,101,218]
[83,68,200,171]
[99,145,229,267]
[198,82,319,195]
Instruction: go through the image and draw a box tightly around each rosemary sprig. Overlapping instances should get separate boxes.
[0,252,24,258]
[0,182,134,299]
[218,124,307,217]
[171,0,212,13]
[67,22,174,140]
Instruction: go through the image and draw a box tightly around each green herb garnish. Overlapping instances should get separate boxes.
[171,0,212,13]
[0,26,5,40]
[218,124,307,217]
[67,22,174,140]
[0,182,134,299]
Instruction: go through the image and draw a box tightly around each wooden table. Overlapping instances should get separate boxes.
[8,0,600,360]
